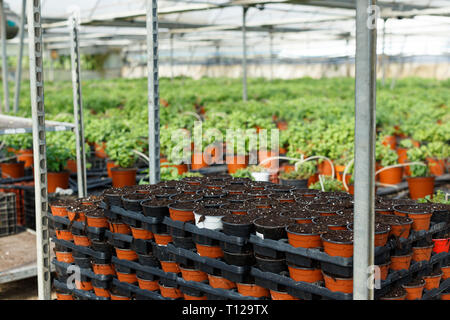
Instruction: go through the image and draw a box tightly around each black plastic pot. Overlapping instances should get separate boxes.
[143,222,167,234]
[132,238,153,255]
[172,236,196,250]
[192,233,220,246]
[92,278,110,289]
[220,241,253,254]
[280,178,308,188]
[141,201,170,218]
[74,256,91,269]
[137,253,160,267]
[54,243,71,252]
[223,250,255,266]
[122,194,150,212]
[71,250,89,258]
[253,217,288,240]
[136,269,157,281]
[90,240,112,253]
[255,255,287,273]
[431,207,450,224]
[104,193,122,207]
[169,225,190,238]
[222,219,254,238]
[114,262,133,274]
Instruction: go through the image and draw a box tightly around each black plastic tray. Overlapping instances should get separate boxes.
[112,278,170,300]
[52,259,113,282]
[100,202,163,225]
[52,238,112,260]
[53,279,109,301]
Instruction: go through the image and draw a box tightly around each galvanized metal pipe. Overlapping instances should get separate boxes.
[353,0,377,300]
[242,6,248,101]
[0,0,9,112]
[13,0,26,114]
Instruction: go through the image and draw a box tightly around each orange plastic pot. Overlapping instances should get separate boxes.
[258,150,278,171]
[322,238,353,258]
[106,161,118,178]
[390,253,412,271]
[116,271,138,284]
[322,273,353,294]
[347,184,354,195]
[376,261,391,281]
[423,273,442,290]
[269,289,300,300]
[159,284,183,299]
[389,220,413,239]
[110,294,131,300]
[111,168,137,188]
[402,280,425,300]
[109,222,131,235]
[378,167,403,185]
[169,206,195,222]
[65,159,77,173]
[50,205,69,217]
[56,292,74,300]
[115,248,138,261]
[73,235,91,247]
[408,212,433,231]
[441,292,450,300]
[55,251,74,263]
[442,266,450,280]
[382,135,396,150]
[184,293,208,300]
[160,261,180,274]
[93,287,110,298]
[287,231,321,248]
[236,283,270,298]
[86,215,109,228]
[92,263,115,276]
[137,278,159,291]
[397,147,410,175]
[317,161,333,176]
[406,176,435,200]
[17,149,33,168]
[180,266,208,282]
[226,155,249,174]
[207,274,236,289]
[94,142,108,159]
[288,265,323,283]
[427,157,445,176]
[55,229,73,241]
[191,152,209,170]
[1,162,25,179]
[375,229,390,247]
[432,238,450,254]
[196,244,223,258]
[412,245,434,262]
[47,171,70,193]
[75,280,93,291]
[154,233,173,246]
[334,165,346,182]
[67,209,86,223]
[130,227,153,240]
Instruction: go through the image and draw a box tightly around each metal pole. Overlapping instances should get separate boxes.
[242,6,248,101]
[27,0,51,300]
[146,0,160,184]
[69,15,87,198]
[269,31,274,81]
[381,18,387,86]
[13,0,26,114]
[353,0,377,300]
[0,0,9,112]
[170,33,174,81]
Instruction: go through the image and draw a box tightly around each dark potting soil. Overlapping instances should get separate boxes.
[247,181,273,190]
[153,190,180,198]
[286,223,328,235]
[202,189,227,197]
[281,209,313,219]
[394,205,432,214]
[375,201,394,211]
[122,193,151,201]
[306,203,346,214]
[266,184,296,192]
[391,199,417,206]
[405,279,425,287]
[80,195,104,203]
[85,208,105,217]
[170,193,203,202]
[160,180,184,188]
[247,208,280,218]
[377,214,413,225]
[222,213,257,224]
[229,177,252,184]
[103,188,124,196]
[50,199,77,207]
[142,198,173,207]
[321,230,353,243]
[375,222,390,233]
[248,190,273,197]
[195,198,228,207]
[68,204,98,213]
[431,203,450,212]
[253,216,291,228]
[182,185,204,193]
[313,215,353,226]
[206,183,226,189]
[278,202,310,211]
[269,193,296,201]
[224,193,252,202]
[338,208,354,216]
[321,191,353,199]
[383,286,406,298]
[250,198,273,207]
[194,207,228,217]
[222,202,253,211]
[292,188,321,196]
[226,184,246,191]
[170,201,197,210]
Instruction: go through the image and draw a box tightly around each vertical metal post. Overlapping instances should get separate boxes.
[146,0,160,184]
[242,6,248,101]
[13,0,26,114]
[353,0,377,300]
[269,31,274,81]
[69,15,87,198]
[381,18,387,86]
[0,0,9,112]
[27,0,51,300]
[170,33,174,81]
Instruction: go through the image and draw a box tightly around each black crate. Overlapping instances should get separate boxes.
[0,193,17,236]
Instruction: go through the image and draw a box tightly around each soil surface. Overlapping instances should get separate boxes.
[394,204,432,214]
[378,214,413,225]
[169,201,197,210]
[253,216,291,228]
[194,207,228,217]
[142,198,173,207]
[122,193,151,201]
[306,203,346,213]
[321,230,353,243]
[281,209,313,219]
[222,213,257,224]
[404,278,425,287]
[50,199,77,207]
[286,223,328,235]
[312,215,352,226]
[85,208,105,217]
[383,286,406,298]
[170,193,203,202]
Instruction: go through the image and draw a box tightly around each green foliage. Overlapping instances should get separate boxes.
[105,133,141,168]
[280,161,316,180]
[309,176,344,192]
[378,144,399,167]
[0,133,33,150]
[417,190,450,204]
[407,147,430,177]
[231,167,255,180]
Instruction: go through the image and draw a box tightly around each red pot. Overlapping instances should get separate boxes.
[432,238,450,254]
[65,159,77,173]
[406,176,435,200]
[382,135,396,150]
[378,166,403,185]
[17,149,33,168]
[111,168,137,188]
[317,161,333,176]
[191,152,209,170]
[47,171,70,193]
[426,157,445,176]
[1,162,25,179]
[106,161,118,178]
[94,142,108,159]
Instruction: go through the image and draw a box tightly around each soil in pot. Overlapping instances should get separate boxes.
[221,202,252,215]
[378,214,413,239]
[393,205,433,231]
[312,215,352,231]
[412,244,434,262]
[221,213,256,237]
[406,176,435,200]
[236,282,270,298]
[141,198,172,218]
[402,279,425,300]
[253,216,291,240]
[168,202,197,222]
[423,271,442,290]
[306,203,344,217]
[321,230,354,258]
[1,161,25,179]
[50,199,76,217]
[111,167,137,188]
[179,266,208,282]
[288,264,323,283]
[292,188,321,198]
[379,286,407,300]
[121,193,151,211]
[286,223,327,248]
[281,208,314,224]
[170,193,203,202]
[67,204,96,223]
[322,272,353,294]
[390,252,412,271]
[85,208,109,228]
[207,274,236,289]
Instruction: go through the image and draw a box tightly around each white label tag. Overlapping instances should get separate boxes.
[256,232,264,239]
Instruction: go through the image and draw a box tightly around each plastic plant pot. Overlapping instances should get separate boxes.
[55,251,74,263]
[376,261,391,281]
[130,227,153,240]
[442,266,450,280]
[406,176,435,200]
[394,206,433,232]
[207,274,236,289]
[137,278,159,291]
[168,203,195,222]
[423,272,443,290]
[110,293,131,300]
[116,271,138,284]
[426,157,445,176]
[255,255,287,273]
[194,212,226,230]
[322,272,353,294]
[72,234,91,247]
[1,161,25,179]
[191,152,209,170]
[179,266,208,282]
[115,248,138,261]
[253,216,290,240]
[236,283,270,298]
[50,204,69,217]
[321,231,353,258]
[269,289,300,300]
[381,215,413,239]
[183,293,207,300]
[221,218,255,238]
[288,265,323,283]
[390,253,412,271]
[93,287,110,298]
[432,238,450,254]
[402,279,425,300]
[160,261,180,274]
[92,263,115,276]
[154,233,173,246]
[85,215,109,229]
[223,251,255,267]
[47,171,70,193]
[441,292,450,300]
[196,243,224,259]
[17,149,33,168]
[412,244,434,262]
[75,280,94,291]
[251,171,270,182]
[111,168,137,188]
[159,283,183,299]
[55,229,73,241]
[286,224,325,249]
[226,155,249,174]
[379,166,403,185]
[56,292,74,300]
[109,222,131,235]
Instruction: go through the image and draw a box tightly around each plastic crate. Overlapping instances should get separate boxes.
[0,192,17,236]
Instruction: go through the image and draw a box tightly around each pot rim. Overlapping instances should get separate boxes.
[393,205,432,215]
[168,203,195,212]
[285,225,323,237]
[423,272,443,278]
[380,293,407,300]
[322,271,353,281]
[401,279,425,288]
[412,244,434,249]
[320,234,353,245]
[110,167,137,172]
[221,218,254,227]
[391,252,413,258]
[254,254,285,262]
[253,217,289,229]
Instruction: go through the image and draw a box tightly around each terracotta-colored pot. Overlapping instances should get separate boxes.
[75,280,93,291]
[162,163,189,175]
[154,233,173,246]
[382,135,396,150]
[317,161,333,176]
[17,149,33,168]
[397,147,410,176]
[195,244,223,259]
[92,263,115,276]
[376,261,391,281]
[236,283,270,298]
[56,292,74,300]
[441,266,450,280]
[423,272,442,290]
[73,234,91,247]
[116,271,138,284]
[67,209,86,223]
[441,292,450,300]
[111,168,137,188]
[402,280,425,300]
[207,274,236,289]
[106,161,118,178]
[389,219,413,239]
[258,150,278,171]
[94,142,108,159]
[427,157,445,176]
[286,230,322,248]
[47,171,70,193]
[269,289,300,300]
[110,293,131,300]
[109,222,131,235]
[183,293,207,300]
[55,251,74,263]
[180,266,208,282]
[407,212,433,231]
[159,284,182,299]
[93,287,110,298]
[322,273,353,294]
[378,166,403,185]
[375,229,390,247]
[55,229,73,241]
[288,265,323,283]
[432,238,450,254]
[50,204,69,217]
[390,253,412,271]
[137,278,159,291]
[168,205,195,222]
[226,155,249,174]
[86,215,109,228]
[191,152,209,170]
[347,184,354,195]
[334,165,346,182]
[115,248,138,261]
[406,176,435,200]
[412,245,434,262]
[130,227,153,240]
[322,238,353,258]
[65,159,77,173]
[1,162,25,179]
[160,261,180,274]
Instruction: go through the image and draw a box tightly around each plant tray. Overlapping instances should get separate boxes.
[53,279,109,301]
[112,278,171,300]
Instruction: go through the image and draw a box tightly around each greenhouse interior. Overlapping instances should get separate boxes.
[0,0,449,303]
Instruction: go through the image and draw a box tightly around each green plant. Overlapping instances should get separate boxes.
[407,147,430,177]
[46,144,71,172]
[231,167,254,180]
[417,190,450,204]
[399,139,415,149]
[309,176,344,192]
[105,134,141,168]
[279,161,316,180]
[422,141,449,159]
[0,134,33,150]
[379,144,399,167]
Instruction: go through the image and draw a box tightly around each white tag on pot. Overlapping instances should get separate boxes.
[256,232,264,239]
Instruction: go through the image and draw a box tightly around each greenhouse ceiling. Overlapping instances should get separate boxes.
[6,0,450,59]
